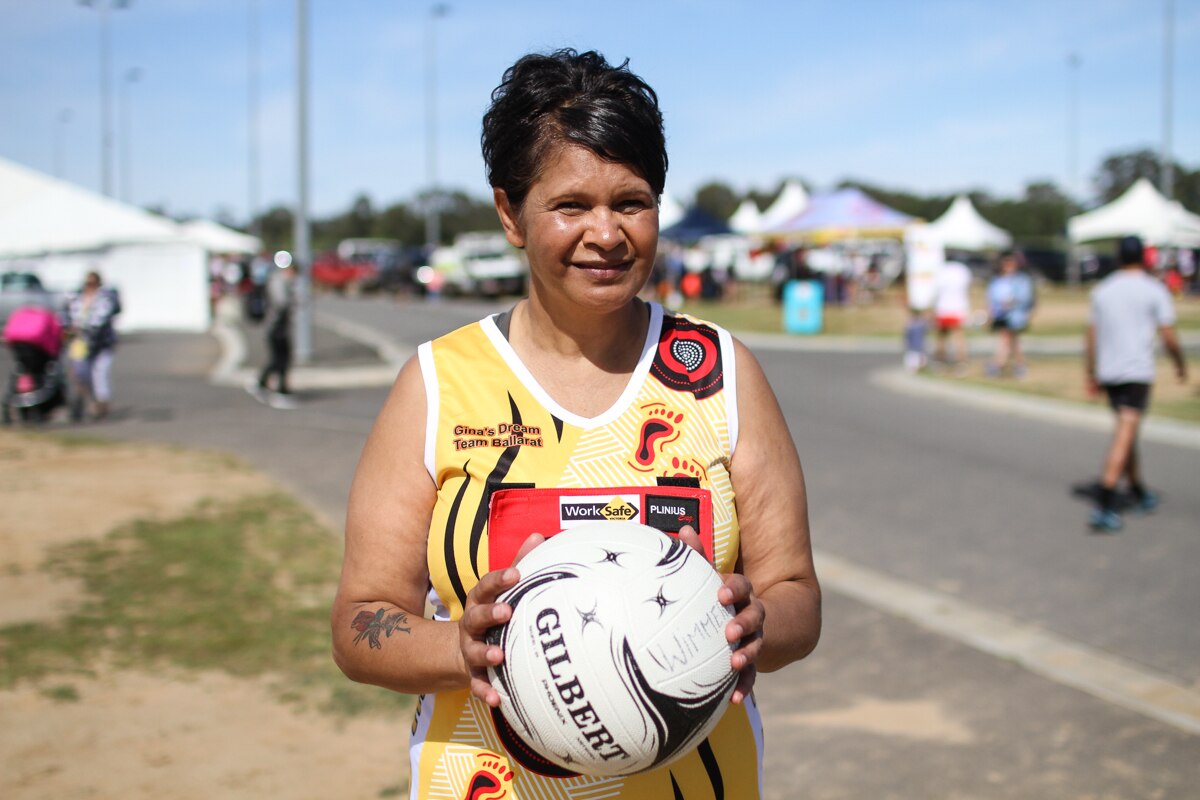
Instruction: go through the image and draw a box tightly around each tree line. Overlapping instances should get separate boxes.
[244,148,1198,255]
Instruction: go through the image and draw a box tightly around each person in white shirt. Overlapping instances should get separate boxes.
[933,259,972,370]
[1084,236,1188,532]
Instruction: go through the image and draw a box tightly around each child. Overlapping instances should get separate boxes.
[903,308,928,372]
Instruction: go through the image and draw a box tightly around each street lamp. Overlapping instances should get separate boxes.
[1066,53,1080,203]
[293,0,313,364]
[119,66,142,204]
[247,0,261,237]
[1065,52,1082,287]
[78,0,132,197]
[425,3,450,251]
[1161,0,1175,199]
[54,109,73,180]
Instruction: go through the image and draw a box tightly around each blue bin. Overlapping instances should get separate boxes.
[783,280,824,335]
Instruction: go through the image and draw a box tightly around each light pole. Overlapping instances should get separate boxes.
[425,3,449,251]
[248,0,261,237]
[1161,0,1175,199]
[1065,52,1082,287]
[119,66,141,204]
[78,0,131,197]
[54,109,73,180]
[1066,53,1080,203]
[293,0,313,364]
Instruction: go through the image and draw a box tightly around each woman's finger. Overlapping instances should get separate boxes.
[730,663,757,705]
[468,566,520,608]
[512,532,546,565]
[459,599,512,638]
[677,525,708,561]
[718,572,753,607]
[470,673,502,706]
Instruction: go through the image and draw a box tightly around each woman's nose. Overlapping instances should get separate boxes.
[583,208,626,250]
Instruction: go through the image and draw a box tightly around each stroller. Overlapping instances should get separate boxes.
[2,305,67,424]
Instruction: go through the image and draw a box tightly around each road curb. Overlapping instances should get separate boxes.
[816,549,1200,735]
[873,367,1200,451]
[208,300,410,391]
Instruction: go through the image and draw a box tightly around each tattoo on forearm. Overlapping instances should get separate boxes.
[351,608,412,648]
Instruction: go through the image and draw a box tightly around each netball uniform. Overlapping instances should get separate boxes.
[409,301,763,800]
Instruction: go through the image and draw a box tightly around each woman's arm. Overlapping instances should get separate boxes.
[331,356,471,695]
[727,338,821,674]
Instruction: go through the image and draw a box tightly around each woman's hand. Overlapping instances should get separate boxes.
[719,571,764,704]
[678,525,763,705]
[457,533,545,706]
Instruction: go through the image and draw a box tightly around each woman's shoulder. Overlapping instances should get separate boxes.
[650,304,739,401]
[658,304,728,337]
[426,314,496,347]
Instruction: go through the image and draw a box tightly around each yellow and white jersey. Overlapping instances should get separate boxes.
[411,302,763,799]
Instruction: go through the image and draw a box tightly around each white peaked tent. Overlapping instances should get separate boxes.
[659,190,686,230]
[758,180,810,232]
[179,218,262,255]
[0,157,185,256]
[0,156,210,331]
[729,199,764,234]
[1068,178,1200,248]
[927,195,1012,251]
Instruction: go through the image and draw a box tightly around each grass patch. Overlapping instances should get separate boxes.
[0,492,412,719]
[929,355,1200,424]
[40,683,81,702]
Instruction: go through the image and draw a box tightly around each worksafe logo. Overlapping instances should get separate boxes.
[600,497,638,521]
[559,495,640,527]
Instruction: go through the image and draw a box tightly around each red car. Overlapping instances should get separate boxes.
[310,252,379,293]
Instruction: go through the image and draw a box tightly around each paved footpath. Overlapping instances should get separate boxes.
[14,297,1199,799]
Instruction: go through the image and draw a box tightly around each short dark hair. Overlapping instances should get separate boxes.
[481,49,667,208]
[1118,235,1144,266]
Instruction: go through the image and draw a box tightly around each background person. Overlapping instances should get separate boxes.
[250,259,297,408]
[932,258,972,372]
[331,49,820,798]
[1084,235,1188,532]
[986,251,1035,378]
[64,269,121,421]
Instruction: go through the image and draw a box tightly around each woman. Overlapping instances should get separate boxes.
[64,270,121,421]
[986,251,1035,378]
[332,49,820,798]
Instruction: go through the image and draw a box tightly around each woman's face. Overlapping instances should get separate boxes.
[495,144,658,314]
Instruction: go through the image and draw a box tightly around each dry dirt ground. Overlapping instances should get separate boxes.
[0,431,411,800]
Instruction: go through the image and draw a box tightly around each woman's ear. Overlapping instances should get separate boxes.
[493,188,526,249]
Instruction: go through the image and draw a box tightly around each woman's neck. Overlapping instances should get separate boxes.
[512,295,649,375]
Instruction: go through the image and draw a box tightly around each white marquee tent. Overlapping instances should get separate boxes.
[659,190,686,230]
[927,195,1012,251]
[729,198,764,234]
[1068,178,1200,248]
[0,157,252,331]
[0,157,185,256]
[758,180,810,232]
[179,218,262,256]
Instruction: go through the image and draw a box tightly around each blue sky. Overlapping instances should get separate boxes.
[2,0,1197,222]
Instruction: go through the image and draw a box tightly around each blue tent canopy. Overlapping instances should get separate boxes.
[660,206,733,243]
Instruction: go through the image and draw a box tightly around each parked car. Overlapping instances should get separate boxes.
[418,232,527,297]
[0,272,61,328]
[361,245,424,294]
[311,251,379,294]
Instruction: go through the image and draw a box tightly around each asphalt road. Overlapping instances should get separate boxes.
[10,293,1199,798]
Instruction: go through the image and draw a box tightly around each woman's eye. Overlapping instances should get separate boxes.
[556,202,585,213]
[617,199,650,212]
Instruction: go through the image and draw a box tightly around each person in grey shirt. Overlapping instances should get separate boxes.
[248,260,298,409]
[1084,236,1188,532]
